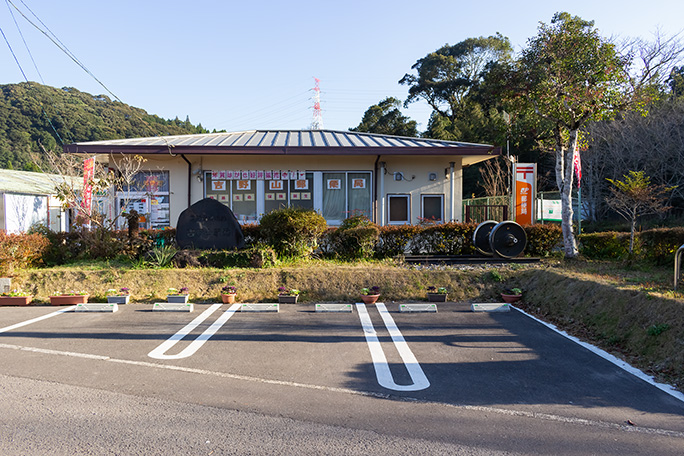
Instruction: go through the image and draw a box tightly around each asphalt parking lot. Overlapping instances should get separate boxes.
[1,301,683,454]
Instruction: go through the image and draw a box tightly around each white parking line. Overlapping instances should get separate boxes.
[148,303,241,360]
[356,303,430,391]
[513,305,684,404]
[0,306,76,333]
[1,341,680,438]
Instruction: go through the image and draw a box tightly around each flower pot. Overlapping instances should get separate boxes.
[360,294,380,305]
[278,295,298,304]
[427,293,447,303]
[50,295,88,306]
[167,294,189,303]
[107,295,130,304]
[501,293,521,303]
[0,295,32,306]
[221,293,236,304]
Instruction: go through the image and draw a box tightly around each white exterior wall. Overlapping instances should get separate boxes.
[379,156,463,224]
[117,154,464,227]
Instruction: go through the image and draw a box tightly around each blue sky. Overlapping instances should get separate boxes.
[1,0,683,135]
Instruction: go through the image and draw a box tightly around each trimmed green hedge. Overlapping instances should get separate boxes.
[199,245,277,268]
[579,232,631,259]
[21,216,568,269]
[579,227,684,264]
[523,224,563,257]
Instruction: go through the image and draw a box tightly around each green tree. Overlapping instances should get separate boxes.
[501,13,635,257]
[668,66,684,98]
[605,171,673,253]
[501,13,683,257]
[0,82,210,171]
[400,34,513,122]
[400,34,520,197]
[350,97,418,137]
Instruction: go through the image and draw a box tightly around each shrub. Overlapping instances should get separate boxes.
[376,225,421,258]
[172,249,203,268]
[639,227,684,265]
[198,245,277,268]
[240,223,262,247]
[144,245,178,268]
[328,215,379,260]
[317,227,338,256]
[258,207,327,258]
[524,224,563,257]
[579,232,630,259]
[247,244,277,268]
[30,225,172,266]
[410,222,476,255]
[0,230,50,275]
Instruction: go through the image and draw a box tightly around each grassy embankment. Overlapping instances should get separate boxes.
[8,258,684,392]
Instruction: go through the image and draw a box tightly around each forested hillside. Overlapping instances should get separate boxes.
[0,82,211,171]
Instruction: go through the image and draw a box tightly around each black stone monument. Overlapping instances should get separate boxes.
[176,198,246,250]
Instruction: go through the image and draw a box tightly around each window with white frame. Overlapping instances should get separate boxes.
[388,194,411,224]
[421,194,444,223]
[322,171,372,224]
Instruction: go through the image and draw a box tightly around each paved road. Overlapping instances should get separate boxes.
[1,302,683,455]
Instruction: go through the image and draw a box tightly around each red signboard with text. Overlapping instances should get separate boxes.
[514,163,536,225]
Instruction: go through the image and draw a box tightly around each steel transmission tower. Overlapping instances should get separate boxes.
[311,77,323,130]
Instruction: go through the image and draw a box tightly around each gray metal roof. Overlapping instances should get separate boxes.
[63,129,500,157]
[0,169,79,195]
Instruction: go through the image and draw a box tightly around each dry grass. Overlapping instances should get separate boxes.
[12,261,504,304]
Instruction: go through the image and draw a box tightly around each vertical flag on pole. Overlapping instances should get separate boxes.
[573,139,583,234]
[573,140,582,187]
[82,157,95,221]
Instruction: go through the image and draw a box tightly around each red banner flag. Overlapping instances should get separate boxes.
[573,141,582,187]
[82,157,95,216]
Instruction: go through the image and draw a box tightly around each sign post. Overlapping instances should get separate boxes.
[513,163,536,225]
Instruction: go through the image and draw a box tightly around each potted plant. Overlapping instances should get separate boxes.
[106,287,130,304]
[221,285,237,304]
[49,291,88,306]
[501,287,522,303]
[426,286,448,302]
[0,289,32,306]
[167,287,189,303]
[278,286,299,304]
[360,286,380,305]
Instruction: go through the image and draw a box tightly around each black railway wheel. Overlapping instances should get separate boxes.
[489,221,527,258]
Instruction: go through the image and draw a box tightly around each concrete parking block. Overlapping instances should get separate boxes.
[399,303,437,313]
[240,303,279,312]
[471,303,510,312]
[74,303,118,312]
[153,302,194,312]
[315,304,353,312]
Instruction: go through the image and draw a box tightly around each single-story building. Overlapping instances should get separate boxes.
[63,130,500,228]
[0,169,75,233]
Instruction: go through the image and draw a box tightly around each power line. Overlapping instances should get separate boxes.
[4,0,66,144]
[7,0,123,104]
[5,0,176,151]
